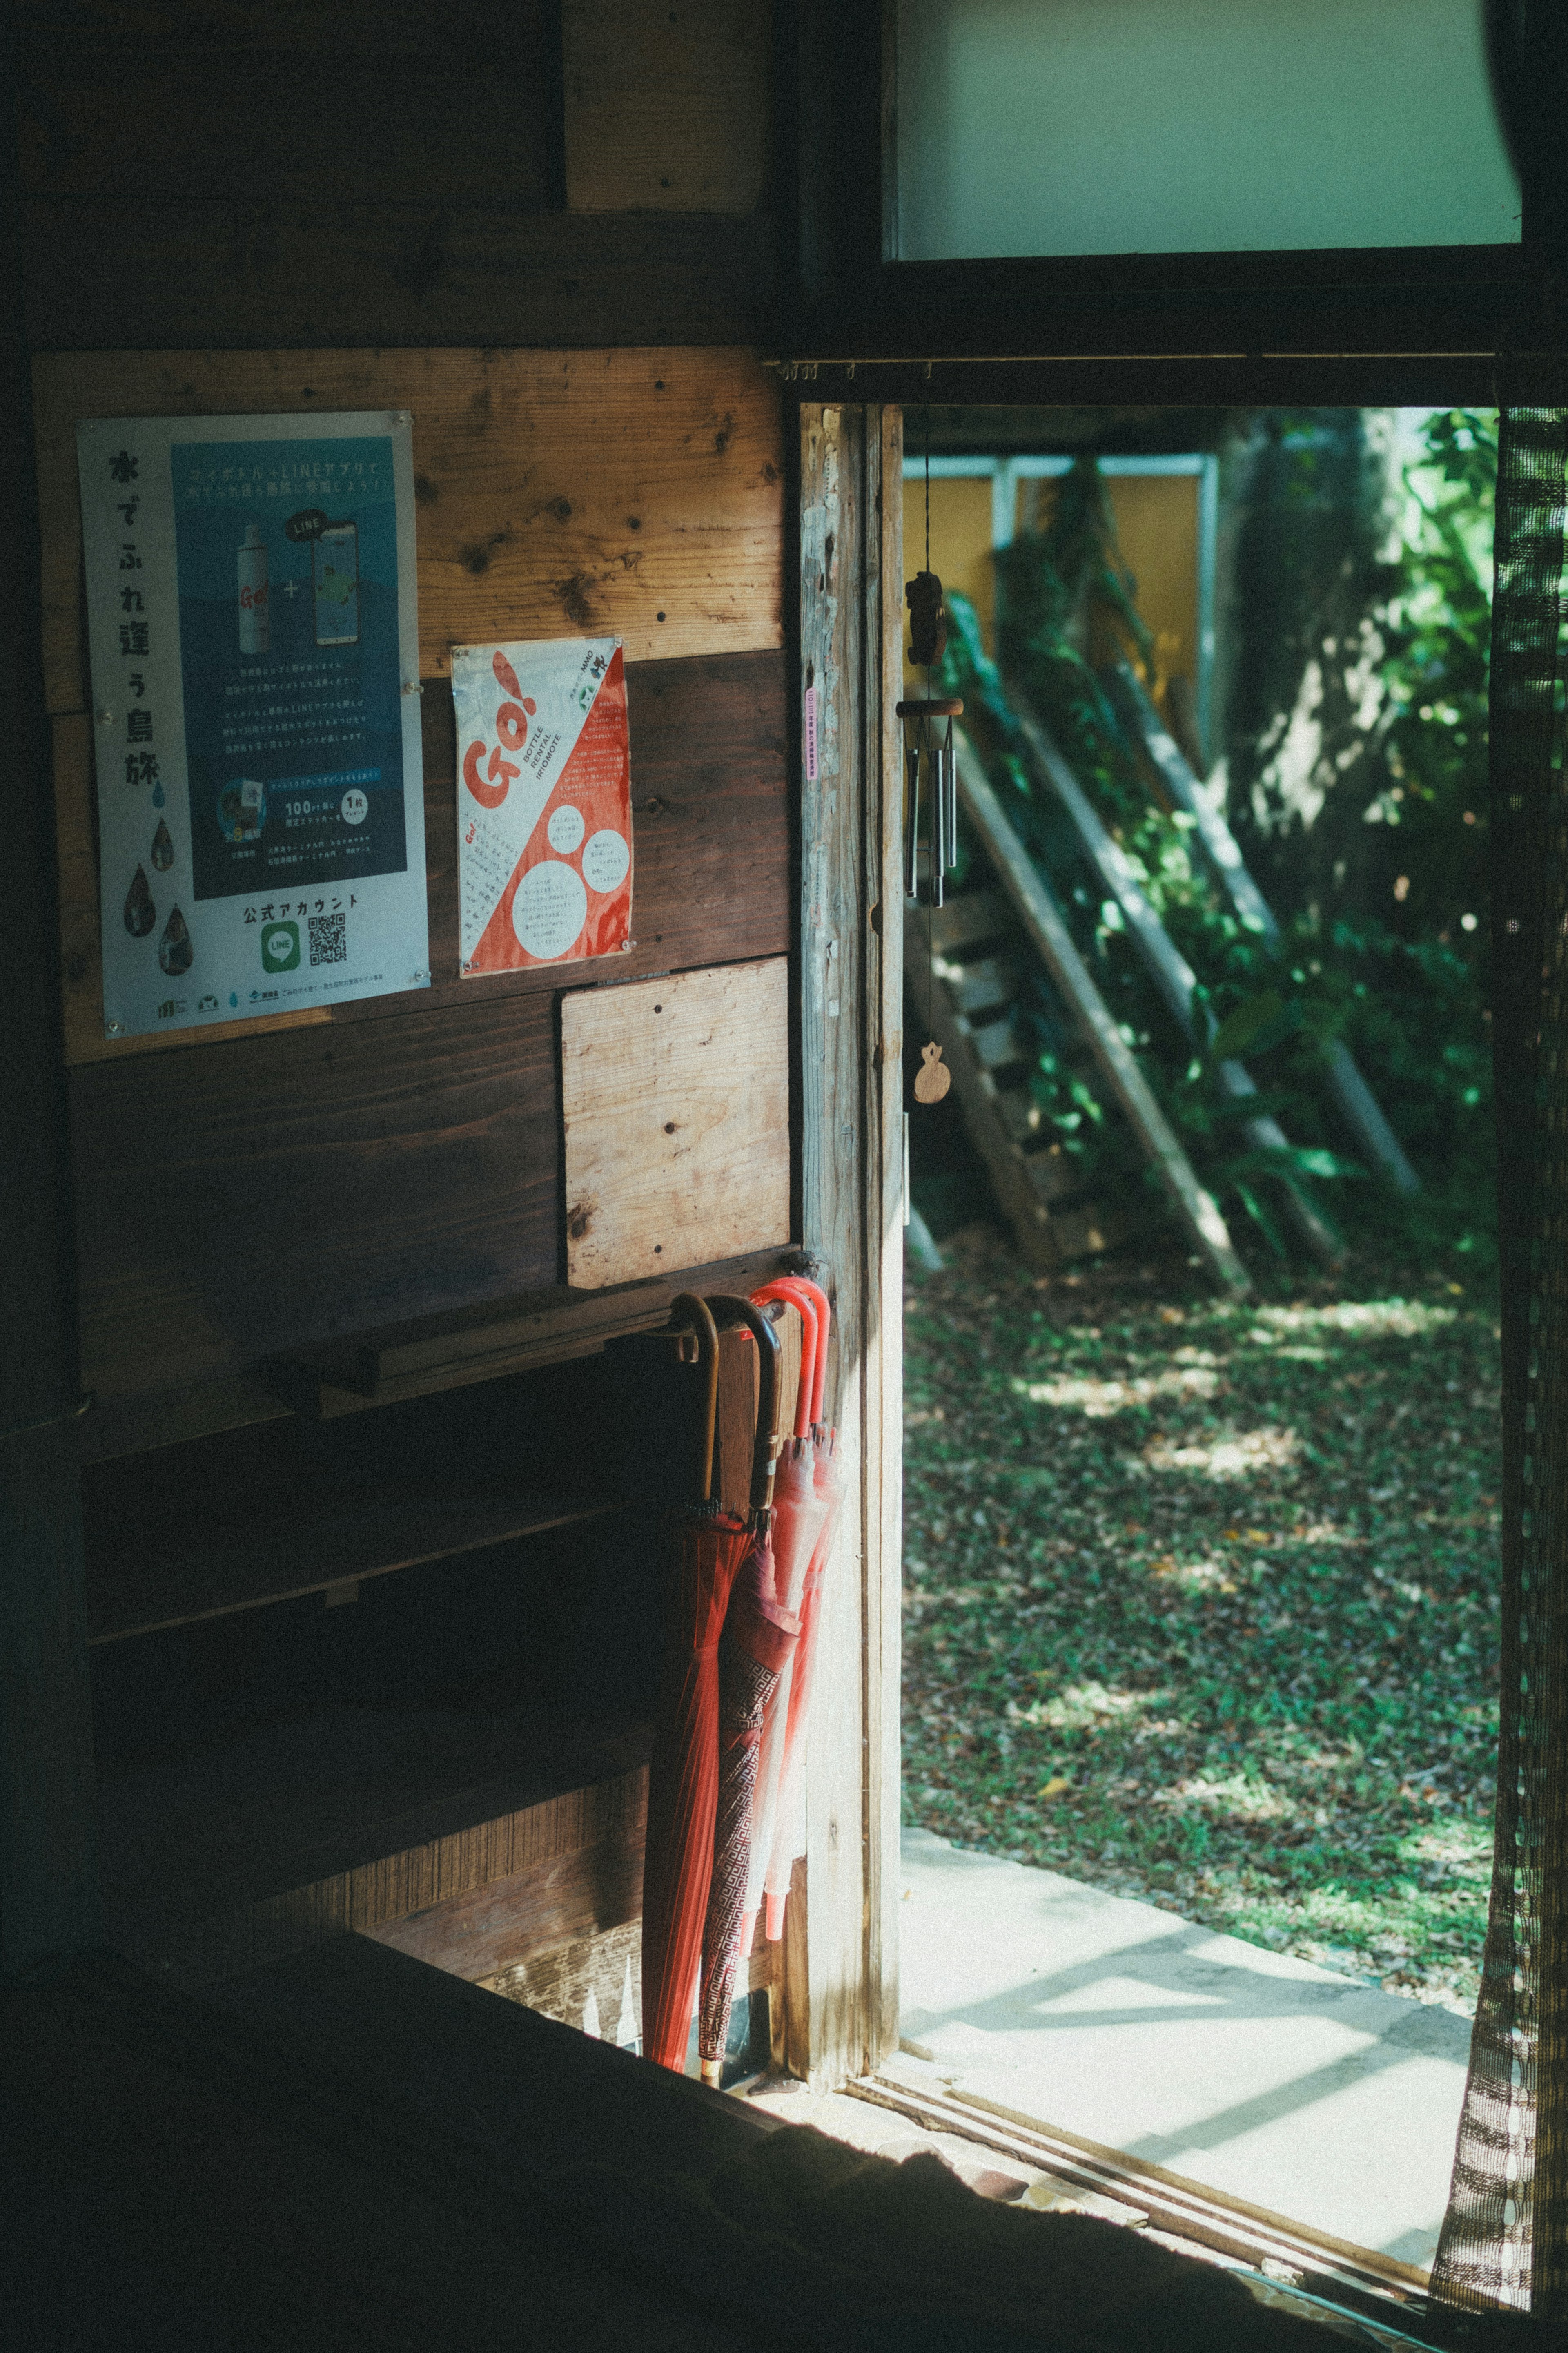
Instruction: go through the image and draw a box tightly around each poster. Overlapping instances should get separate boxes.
[77,410,429,1041]
[454,636,633,973]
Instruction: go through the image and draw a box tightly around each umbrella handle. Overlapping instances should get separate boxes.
[749,1280,817,1440]
[667,1292,721,1505]
[779,1274,832,1429]
[707,1296,782,1514]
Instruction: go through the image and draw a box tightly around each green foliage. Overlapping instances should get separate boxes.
[932,414,1498,1273]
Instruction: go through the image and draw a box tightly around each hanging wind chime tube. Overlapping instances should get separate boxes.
[900,560,962,1104]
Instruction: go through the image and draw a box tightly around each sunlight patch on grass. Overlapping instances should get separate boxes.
[1142,1426,1300,1478]
[1013,1363,1223,1415]
[1020,1680,1167,1732]
[1154,1772,1294,1824]
[1247,1299,1459,1341]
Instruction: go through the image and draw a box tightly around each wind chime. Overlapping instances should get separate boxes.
[898,440,962,1105]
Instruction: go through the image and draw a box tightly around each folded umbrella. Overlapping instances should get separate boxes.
[737,1280,831,1960]
[640,1294,753,2074]
[762,1275,844,1945]
[697,1295,785,2086]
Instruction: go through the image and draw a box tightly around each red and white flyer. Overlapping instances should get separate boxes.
[454,635,633,973]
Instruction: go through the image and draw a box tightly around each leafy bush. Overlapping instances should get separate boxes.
[929,415,1497,1271]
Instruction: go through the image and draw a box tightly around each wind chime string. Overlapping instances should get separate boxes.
[901,408,959,1107]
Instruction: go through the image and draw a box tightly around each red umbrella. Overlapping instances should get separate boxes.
[696,1296,785,2086]
[737,1280,831,1960]
[639,1294,752,2074]
[760,1276,844,1945]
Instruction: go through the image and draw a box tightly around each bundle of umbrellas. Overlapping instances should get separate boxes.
[640,1278,844,2084]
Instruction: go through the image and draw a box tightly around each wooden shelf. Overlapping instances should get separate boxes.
[80,1357,659,1648]
[85,1485,626,1648]
[100,1698,655,1988]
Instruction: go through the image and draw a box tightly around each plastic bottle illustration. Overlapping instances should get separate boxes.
[158,905,194,976]
[150,817,174,871]
[238,523,270,655]
[123,865,155,937]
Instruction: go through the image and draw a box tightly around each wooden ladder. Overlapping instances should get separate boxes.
[906,890,1135,1275]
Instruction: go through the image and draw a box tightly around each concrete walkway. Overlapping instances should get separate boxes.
[896,1827,1473,2270]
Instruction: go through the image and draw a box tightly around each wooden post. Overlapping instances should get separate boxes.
[787,401,902,2088]
[0,92,101,1974]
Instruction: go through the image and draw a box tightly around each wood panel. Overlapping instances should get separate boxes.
[34,346,784,717]
[562,958,791,1289]
[67,650,791,1410]
[69,990,561,1403]
[105,1734,651,1986]
[788,404,902,2090]
[21,203,774,357]
[58,648,789,1065]
[564,0,771,215]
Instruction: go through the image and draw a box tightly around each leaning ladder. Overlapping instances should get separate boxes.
[907,737,1251,1298]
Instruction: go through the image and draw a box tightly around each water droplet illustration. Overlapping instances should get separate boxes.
[123,865,155,937]
[152,782,165,808]
[158,905,194,976]
[150,818,174,871]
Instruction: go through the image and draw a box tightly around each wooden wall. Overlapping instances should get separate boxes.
[15,1,775,352]
[34,347,787,1443]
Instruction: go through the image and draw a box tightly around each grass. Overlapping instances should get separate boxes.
[901,1226,1500,2015]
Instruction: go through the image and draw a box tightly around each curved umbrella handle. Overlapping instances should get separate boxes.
[750,1280,817,1440]
[708,1296,782,1514]
[667,1292,721,1505]
[779,1274,833,1429]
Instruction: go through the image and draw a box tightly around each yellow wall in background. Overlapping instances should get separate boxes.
[903,468,1200,716]
[1099,475,1200,703]
[902,475,995,687]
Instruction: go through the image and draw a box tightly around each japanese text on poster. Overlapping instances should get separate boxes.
[77,410,429,1041]
[454,636,633,972]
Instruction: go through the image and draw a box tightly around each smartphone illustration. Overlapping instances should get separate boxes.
[312,522,360,647]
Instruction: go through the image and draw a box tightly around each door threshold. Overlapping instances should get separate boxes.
[848,2054,1474,2350]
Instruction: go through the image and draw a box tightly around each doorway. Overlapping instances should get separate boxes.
[894,404,1498,2277]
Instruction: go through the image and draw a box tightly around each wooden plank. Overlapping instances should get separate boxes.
[948,954,1020,1017]
[563,0,770,214]
[1010,694,1341,1271]
[15,0,554,57]
[101,1705,654,1984]
[866,404,905,2077]
[0,99,101,1971]
[22,201,773,356]
[376,1856,645,1997]
[955,739,1252,1299]
[790,403,902,2089]
[85,1491,626,1648]
[69,990,562,1402]
[561,958,791,1290]
[20,69,561,212]
[34,347,784,717]
[1105,660,1420,1199]
[59,647,790,1066]
[928,890,1007,955]
[908,904,1058,1278]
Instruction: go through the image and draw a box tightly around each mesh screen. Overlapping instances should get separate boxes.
[1432,406,1568,2319]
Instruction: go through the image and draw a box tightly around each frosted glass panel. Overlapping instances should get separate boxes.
[896,0,1519,259]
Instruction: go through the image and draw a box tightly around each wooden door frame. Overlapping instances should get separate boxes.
[783,401,904,2088]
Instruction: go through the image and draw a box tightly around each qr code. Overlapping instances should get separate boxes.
[308,912,347,966]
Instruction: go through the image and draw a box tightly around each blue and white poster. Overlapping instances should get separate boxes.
[77,409,429,1042]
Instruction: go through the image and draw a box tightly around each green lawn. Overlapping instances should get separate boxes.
[901,1228,1500,2014]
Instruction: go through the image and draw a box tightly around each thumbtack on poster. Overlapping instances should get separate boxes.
[454,636,633,974]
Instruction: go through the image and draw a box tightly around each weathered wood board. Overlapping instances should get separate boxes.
[563,0,771,215]
[33,346,784,716]
[561,958,790,1289]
